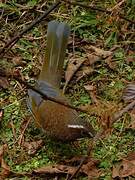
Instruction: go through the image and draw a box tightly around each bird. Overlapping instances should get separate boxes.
[27,20,96,142]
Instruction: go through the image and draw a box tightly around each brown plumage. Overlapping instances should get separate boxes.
[28,21,96,142]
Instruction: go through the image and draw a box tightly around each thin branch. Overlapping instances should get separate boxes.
[0,1,61,58]
[67,156,87,180]
[18,79,87,113]
[18,117,31,146]
[64,0,135,24]
[67,142,93,180]
[109,0,125,11]
[0,68,87,114]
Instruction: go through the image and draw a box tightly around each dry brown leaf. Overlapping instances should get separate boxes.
[65,57,86,82]
[76,66,94,82]
[87,54,101,65]
[23,140,43,155]
[33,164,77,175]
[89,45,112,58]
[120,160,135,177]
[82,161,100,179]
[112,164,121,178]
[112,152,135,178]
[63,56,86,93]
[33,157,100,179]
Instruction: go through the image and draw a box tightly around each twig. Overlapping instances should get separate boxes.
[0,68,88,114]
[64,0,135,24]
[67,156,87,180]
[109,0,125,11]
[18,78,87,113]
[0,1,61,58]
[18,117,31,146]
[67,143,93,180]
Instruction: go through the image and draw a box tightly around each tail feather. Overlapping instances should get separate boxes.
[39,21,59,83]
[56,22,70,74]
[39,21,70,88]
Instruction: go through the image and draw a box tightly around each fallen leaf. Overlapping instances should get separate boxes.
[120,159,135,177]
[88,45,112,58]
[112,152,135,178]
[63,56,86,93]
[32,156,100,179]
[112,163,122,178]
[76,66,94,82]
[33,164,77,175]
[87,54,101,65]
[82,161,100,178]
[23,140,43,155]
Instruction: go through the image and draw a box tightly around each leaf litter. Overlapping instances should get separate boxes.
[112,152,135,178]
[63,55,86,93]
[0,0,135,179]
[32,156,100,179]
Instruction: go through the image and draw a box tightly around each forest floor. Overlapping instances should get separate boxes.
[0,0,135,179]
